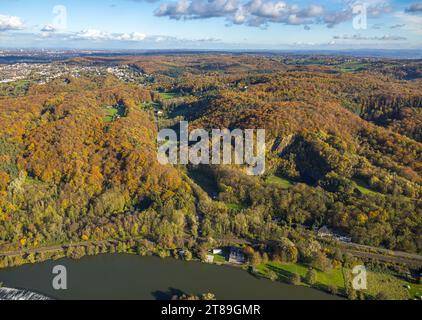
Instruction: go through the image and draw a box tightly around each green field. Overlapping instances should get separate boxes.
[256,261,420,299]
[355,184,378,195]
[337,62,370,72]
[256,261,345,292]
[140,101,159,109]
[408,283,422,300]
[353,179,380,196]
[344,268,410,300]
[160,92,178,100]
[104,107,119,122]
[212,254,226,264]
[103,104,126,122]
[266,175,294,188]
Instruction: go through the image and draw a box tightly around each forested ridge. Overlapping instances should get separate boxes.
[0,75,195,254]
[0,54,421,271]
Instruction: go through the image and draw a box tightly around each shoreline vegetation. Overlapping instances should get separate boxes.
[1,238,420,300]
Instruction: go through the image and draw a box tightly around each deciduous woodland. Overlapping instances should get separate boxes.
[0,54,421,298]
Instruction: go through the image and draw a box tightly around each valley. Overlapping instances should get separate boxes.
[0,52,421,300]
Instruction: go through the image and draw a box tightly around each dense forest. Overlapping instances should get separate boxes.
[0,54,421,269]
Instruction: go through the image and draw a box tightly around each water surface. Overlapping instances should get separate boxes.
[0,254,340,300]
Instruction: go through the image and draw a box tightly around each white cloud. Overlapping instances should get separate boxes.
[395,12,422,35]
[73,29,111,40]
[72,29,146,41]
[156,0,238,19]
[0,14,24,31]
[155,0,392,28]
[116,32,146,41]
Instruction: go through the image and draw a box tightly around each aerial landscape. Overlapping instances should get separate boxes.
[0,0,421,306]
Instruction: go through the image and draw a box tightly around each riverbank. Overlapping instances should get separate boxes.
[1,239,420,300]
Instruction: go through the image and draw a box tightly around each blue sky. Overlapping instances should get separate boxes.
[0,0,421,49]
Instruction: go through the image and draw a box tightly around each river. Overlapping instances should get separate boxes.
[0,254,340,300]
